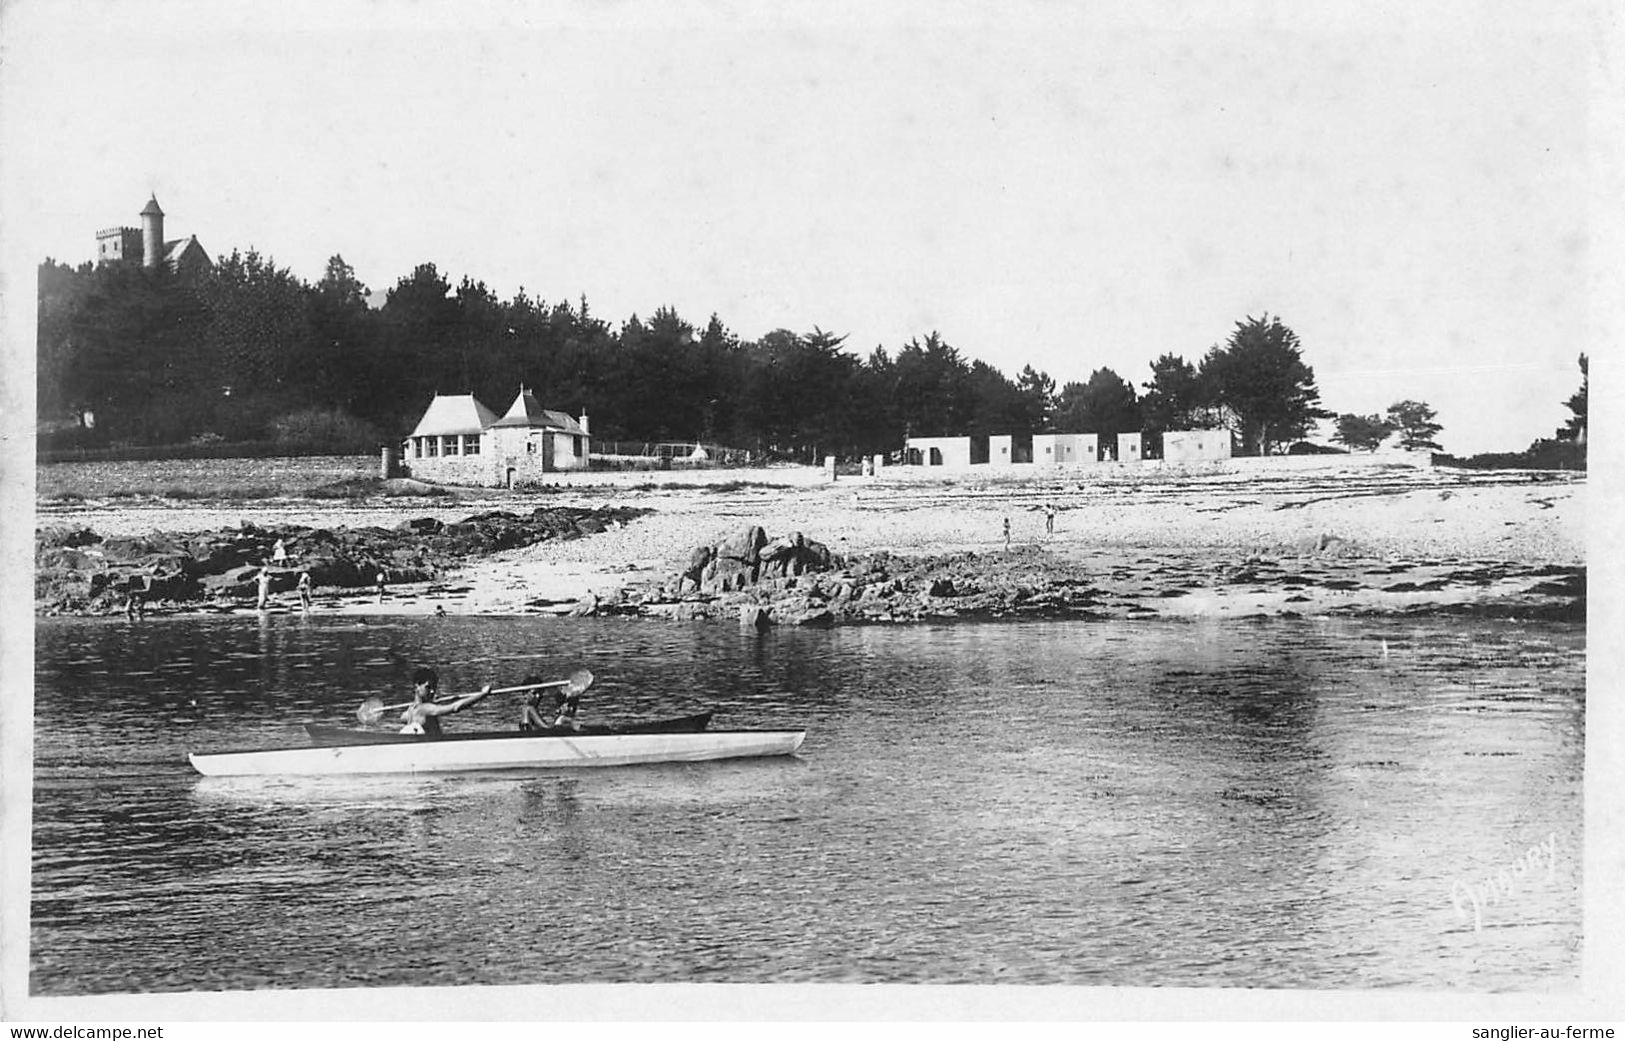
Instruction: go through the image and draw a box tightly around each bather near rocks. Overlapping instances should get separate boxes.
[34,506,647,616]
[36,505,1586,626]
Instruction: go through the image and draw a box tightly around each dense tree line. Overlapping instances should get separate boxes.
[39,251,1341,460]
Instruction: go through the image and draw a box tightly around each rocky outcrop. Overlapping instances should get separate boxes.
[625,526,844,626]
[35,506,647,616]
[602,526,1587,628]
[615,532,1090,628]
[37,509,1587,626]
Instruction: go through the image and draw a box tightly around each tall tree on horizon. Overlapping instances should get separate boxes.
[1139,353,1210,433]
[1384,400,1443,452]
[1559,353,1588,442]
[376,263,462,429]
[965,359,1028,436]
[891,332,975,439]
[1200,314,1329,455]
[1332,412,1396,452]
[1054,367,1141,435]
[302,254,378,415]
[1014,364,1057,433]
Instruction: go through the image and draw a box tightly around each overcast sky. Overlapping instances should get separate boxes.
[1,0,1609,454]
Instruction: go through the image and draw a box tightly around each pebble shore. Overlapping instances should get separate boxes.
[34,460,1585,624]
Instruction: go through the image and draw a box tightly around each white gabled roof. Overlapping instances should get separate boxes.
[408,394,499,437]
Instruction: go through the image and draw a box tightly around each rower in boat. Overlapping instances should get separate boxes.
[401,666,492,737]
[519,674,583,732]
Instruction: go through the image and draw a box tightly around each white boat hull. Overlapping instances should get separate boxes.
[189,729,806,777]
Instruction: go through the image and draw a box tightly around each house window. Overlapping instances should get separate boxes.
[526,441,536,455]
[463,434,480,455]
[574,435,584,456]
[426,437,438,457]
[442,435,459,456]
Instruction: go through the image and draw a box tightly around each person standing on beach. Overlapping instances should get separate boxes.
[297,570,312,612]
[375,571,386,603]
[256,563,273,610]
[272,538,288,565]
[1044,502,1056,535]
[1003,516,1011,549]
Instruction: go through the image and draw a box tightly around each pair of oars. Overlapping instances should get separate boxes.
[355,668,594,724]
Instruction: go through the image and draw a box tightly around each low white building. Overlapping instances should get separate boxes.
[904,436,973,468]
[402,394,498,484]
[1162,429,1233,463]
[403,387,591,487]
[1032,433,1097,465]
[904,429,1232,469]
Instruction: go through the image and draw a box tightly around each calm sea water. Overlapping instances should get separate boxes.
[31,613,1584,994]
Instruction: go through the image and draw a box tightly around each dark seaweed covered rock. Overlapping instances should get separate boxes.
[34,505,649,616]
[37,526,101,549]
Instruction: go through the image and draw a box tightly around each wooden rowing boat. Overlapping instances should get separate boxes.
[188,722,805,777]
[302,711,714,746]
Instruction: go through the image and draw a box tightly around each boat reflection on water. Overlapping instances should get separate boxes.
[186,751,813,809]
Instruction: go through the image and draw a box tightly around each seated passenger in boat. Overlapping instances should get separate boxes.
[400,666,492,737]
[519,675,583,732]
[520,683,550,732]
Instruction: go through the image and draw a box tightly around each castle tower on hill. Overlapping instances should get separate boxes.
[94,194,212,278]
[140,195,165,269]
[94,223,143,265]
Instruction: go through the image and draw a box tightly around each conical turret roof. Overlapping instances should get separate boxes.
[140,195,164,217]
[491,387,585,433]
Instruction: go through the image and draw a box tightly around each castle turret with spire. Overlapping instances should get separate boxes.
[95,193,212,278]
[139,195,165,268]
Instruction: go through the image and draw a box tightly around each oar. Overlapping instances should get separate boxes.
[355,668,594,724]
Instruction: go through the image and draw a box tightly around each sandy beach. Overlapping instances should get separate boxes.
[35,457,1585,622]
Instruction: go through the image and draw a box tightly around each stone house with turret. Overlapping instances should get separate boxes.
[96,195,212,280]
[403,387,591,487]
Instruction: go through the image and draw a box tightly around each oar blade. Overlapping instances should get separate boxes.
[566,668,594,695]
[356,697,386,725]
